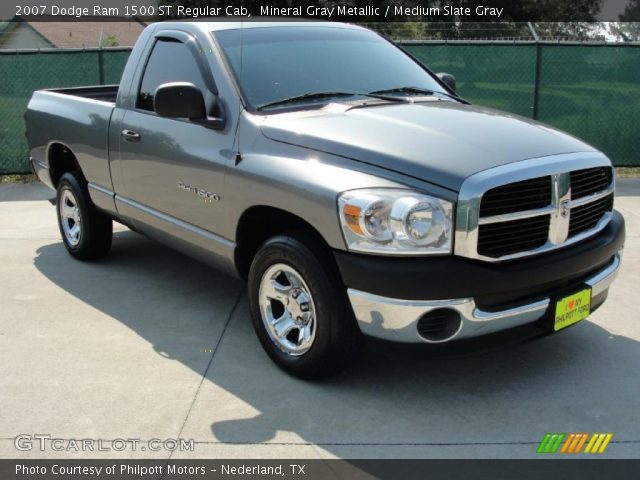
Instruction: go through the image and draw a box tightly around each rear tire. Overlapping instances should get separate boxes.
[56,171,112,260]
[248,232,362,379]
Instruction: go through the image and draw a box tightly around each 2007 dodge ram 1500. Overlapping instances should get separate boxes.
[26,21,625,378]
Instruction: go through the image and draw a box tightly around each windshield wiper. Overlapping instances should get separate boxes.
[369,86,460,101]
[256,91,407,111]
[370,86,435,96]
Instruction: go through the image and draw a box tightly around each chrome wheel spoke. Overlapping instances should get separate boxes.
[300,324,313,344]
[69,224,81,242]
[262,278,290,303]
[61,202,76,219]
[258,263,316,356]
[282,270,301,288]
[273,314,297,339]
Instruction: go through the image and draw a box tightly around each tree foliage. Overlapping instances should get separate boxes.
[619,0,640,21]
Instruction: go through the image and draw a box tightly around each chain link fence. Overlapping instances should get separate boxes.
[0,48,130,173]
[1,42,638,173]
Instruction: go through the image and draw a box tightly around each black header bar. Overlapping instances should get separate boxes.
[3,1,640,22]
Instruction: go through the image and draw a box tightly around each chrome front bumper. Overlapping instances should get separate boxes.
[347,253,621,343]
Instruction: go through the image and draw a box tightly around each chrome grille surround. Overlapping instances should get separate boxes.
[455,152,614,262]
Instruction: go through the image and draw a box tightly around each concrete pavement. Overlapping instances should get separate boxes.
[0,180,639,459]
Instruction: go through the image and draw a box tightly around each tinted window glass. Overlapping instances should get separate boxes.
[213,27,446,110]
[137,39,208,111]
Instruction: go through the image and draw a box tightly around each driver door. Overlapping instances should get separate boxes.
[116,35,232,235]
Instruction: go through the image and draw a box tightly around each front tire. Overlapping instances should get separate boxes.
[248,233,362,379]
[56,171,112,260]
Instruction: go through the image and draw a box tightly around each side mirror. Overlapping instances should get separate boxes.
[154,83,226,130]
[436,72,456,92]
[154,82,207,119]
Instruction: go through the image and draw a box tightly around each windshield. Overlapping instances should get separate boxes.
[213,26,447,111]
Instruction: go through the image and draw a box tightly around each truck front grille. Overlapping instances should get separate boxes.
[479,176,551,217]
[464,162,614,261]
[569,194,614,237]
[570,167,612,199]
[478,216,550,257]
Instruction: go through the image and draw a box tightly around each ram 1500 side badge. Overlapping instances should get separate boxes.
[177,182,220,202]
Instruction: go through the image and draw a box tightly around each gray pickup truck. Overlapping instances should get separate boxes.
[26,21,625,378]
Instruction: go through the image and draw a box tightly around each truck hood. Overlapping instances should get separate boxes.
[260,101,597,191]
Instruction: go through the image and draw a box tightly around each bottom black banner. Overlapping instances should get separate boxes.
[2,459,639,480]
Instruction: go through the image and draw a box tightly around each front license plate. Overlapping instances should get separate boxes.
[554,288,592,331]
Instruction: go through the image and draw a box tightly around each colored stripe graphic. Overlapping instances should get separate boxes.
[537,433,565,453]
[560,433,588,453]
[585,433,613,454]
[537,433,553,453]
[538,433,612,454]
[573,433,589,453]
[598,433,613,453]
[560,433,576,453]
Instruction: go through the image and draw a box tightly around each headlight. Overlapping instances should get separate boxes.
[338,189,453,255]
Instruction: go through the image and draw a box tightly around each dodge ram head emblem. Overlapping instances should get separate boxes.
[560,199,571,218]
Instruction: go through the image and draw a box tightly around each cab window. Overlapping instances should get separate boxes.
[137,39,208,112]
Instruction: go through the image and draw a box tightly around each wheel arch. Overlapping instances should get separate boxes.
[234,205,337,280]
[47,142,84,188]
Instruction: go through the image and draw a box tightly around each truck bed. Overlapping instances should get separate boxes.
[48,85,119,104]
[27,86,118,190]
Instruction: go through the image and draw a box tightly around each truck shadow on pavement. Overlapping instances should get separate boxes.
[34,230,640,456]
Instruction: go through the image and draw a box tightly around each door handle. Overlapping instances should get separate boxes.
[121,129,141,142]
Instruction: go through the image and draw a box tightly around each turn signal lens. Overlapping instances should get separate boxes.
[343,204,363,235]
